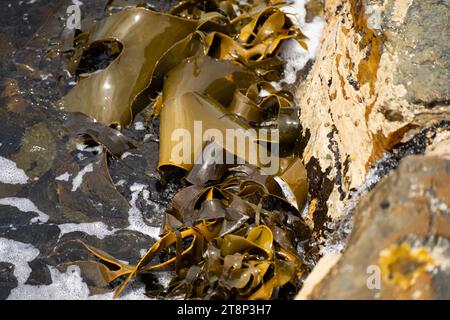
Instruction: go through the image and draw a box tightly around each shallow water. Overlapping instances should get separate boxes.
[0,0,185,300]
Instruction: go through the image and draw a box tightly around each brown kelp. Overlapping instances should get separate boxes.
[59,7,197,127]
[62,0,310,299]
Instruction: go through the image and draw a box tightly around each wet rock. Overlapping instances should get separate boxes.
[366,0,449,105]
[25,259,52,286]
[0,204,37,227]
[0,224,61,257]
[305,156,450,299]
[0,262,18,299]
[0,0,195,300]
[11,122,56,179]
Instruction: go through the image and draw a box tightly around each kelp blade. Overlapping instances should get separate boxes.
[59,7,197,126]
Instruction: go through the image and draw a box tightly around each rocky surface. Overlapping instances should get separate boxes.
[295,0,450,257]
[0,0,179,300]
[300,156,450,299]
[295,0,450,299]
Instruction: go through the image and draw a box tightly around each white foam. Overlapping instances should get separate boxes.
[0,197,49,223]
[76,143,103,154]
[8,265,147,300]
[115,179,126,187]
[72,0,83,6]
[258,89,271,98]
[0,238,40,286]
[134,121,145,131]
[71,163,93,192]
[58,222,116,239]
[55,172,71,181]
[0,156,29,185]
[121,152,133,159]
[126,183,160,238]
[276,0,325,85]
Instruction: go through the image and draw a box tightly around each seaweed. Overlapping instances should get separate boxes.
[61,0,311,300]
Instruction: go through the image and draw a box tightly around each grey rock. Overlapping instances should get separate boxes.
[0,262,18,299]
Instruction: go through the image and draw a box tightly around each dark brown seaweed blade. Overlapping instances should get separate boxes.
[64,112,136,158]
[185,141,233,186]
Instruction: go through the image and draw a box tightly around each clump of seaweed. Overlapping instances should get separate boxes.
[60,0,311,299]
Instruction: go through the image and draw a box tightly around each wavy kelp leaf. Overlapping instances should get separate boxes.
[229,88,268,123]
[137,221,222,271]
[185,141,232,186]
[227,260,271,292]
[162,54,257,109]
[204,31,289,62]
[224,164,285,200]
[276,157,307,211]
[228,82,293,124]
[59,7,197,126]
[238,7,286,45]
[221,225,273,258]
[77,0,311,300]
[170,0,242,21]
[166,182,249,236]
[205,5,307,64]
[277,107,300,152]
[82,221,220,298]
[64,112,136,158]
[138,228,205,272]
[248,276,276,300]
[159,91,272,171]
[270,225,296,254]
[147,32,205,97]
[80,241,135,283]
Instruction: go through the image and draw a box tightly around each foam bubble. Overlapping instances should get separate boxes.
[8,265,147,300]
[0,156,29,185]
[58,222,116,239]
[275,0,325,85]
[71,163,93,192]
[134,121,145,131]
[0,197,49,223]
[55,172,71,181]
[126,183,160,238]
[0,238,40,286]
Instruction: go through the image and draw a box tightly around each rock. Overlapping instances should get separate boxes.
[295,0,450,257]
[366,0,450,105]
[306,156,450,299]
[0,262,18,299]
[25,259,52,286]
[295,252,341,299]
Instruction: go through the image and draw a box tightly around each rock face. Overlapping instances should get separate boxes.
[295,0,450,299]
[295,0,450,251]
[366,0,449,106]
[303,156,450,299]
